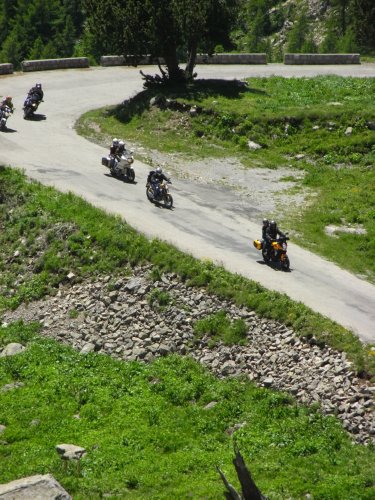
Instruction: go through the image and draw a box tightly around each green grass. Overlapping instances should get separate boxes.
[1,321,374,499]
[193,310,248,346]
[0,166,373,377]
[75,76,375,281]
[147,288,173,309]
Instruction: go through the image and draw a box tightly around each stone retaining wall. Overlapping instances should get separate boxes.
[101,54,267,66]
[0,63,13,75]
[196,53,267,64]
[100,55,164,66]
[284,53,360,65]
[21,57,90,72]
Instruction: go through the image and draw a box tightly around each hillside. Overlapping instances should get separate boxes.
[233,0,375,60]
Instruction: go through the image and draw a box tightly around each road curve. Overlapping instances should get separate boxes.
[1,64,375,343]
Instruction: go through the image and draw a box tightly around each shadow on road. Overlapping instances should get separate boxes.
[256,260,292,272]
[1,127,17,133]
[103,173,138,184]
[25,114,46,121]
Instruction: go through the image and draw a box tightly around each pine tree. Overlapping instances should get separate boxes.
[0,28,24,66]
[351,0,375,52]
[28,36,45,59]
[286,11,309,53]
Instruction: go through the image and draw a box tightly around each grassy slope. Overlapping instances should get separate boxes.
[1,322,374,499]
[0,167,373,376]
[0,167,374,497]
[76,76,375,282]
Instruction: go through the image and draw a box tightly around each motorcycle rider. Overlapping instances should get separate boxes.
[117,140,126,157]
[109,138,128,175]
[265,220,286,256]
[27,83,44,103]
[261,218,269,250]
[147,167,171,198]
[109,138,119,157]
[1,96,14,113]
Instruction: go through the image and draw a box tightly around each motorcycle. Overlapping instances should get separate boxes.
[101,151,135,182]
[0,105,12,131]
[146,180,173,209]
[253,235,290,271]
[23,96,42,119]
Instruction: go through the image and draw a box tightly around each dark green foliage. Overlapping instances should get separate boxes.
[0,0,85,68]
[83,0,240,80]
[233,0,375,58]
[286,10,310,53]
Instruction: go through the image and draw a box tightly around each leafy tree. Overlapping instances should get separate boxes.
[83,0,240,82]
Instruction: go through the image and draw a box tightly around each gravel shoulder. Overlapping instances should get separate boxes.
[135,147,308,220]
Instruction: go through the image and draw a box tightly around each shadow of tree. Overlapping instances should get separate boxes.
[107,78,267,124]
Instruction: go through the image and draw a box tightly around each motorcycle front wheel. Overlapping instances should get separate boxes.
[127,169,135,183]
[262,249,270,264]
[163,194,173,209]
[146,186,154,203]
[23,107,32,119]
[281,256,290,271]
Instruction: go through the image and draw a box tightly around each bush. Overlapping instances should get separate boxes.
[194,310,248,346]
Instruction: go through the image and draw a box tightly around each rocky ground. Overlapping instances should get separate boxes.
[2,265,374,446]
[134,145,308,223]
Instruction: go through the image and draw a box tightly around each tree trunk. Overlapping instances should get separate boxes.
[218,449,267,500]
[163,42,183,82]
[185,39,197,80]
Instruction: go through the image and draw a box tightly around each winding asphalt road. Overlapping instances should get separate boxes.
[1,64,375,343]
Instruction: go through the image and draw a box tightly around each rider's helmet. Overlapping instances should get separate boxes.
[156,167,162,174]
[118,140,125,147]
[270,220,276,230]
[262,218,269,226]
[112,138,119,146]
[36,83,42,88]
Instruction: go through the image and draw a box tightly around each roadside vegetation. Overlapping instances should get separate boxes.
[193,310,248,347]
[76,76,375,282]
[0,167,373,376]
[1,321,374,498]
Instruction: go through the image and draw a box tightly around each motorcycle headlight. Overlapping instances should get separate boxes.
[282,242,287,250]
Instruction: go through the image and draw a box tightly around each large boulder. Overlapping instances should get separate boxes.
[0,474,71,499]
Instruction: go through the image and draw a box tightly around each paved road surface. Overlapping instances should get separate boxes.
[1,64,375,343]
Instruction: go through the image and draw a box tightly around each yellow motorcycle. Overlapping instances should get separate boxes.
[253,236,290,271]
